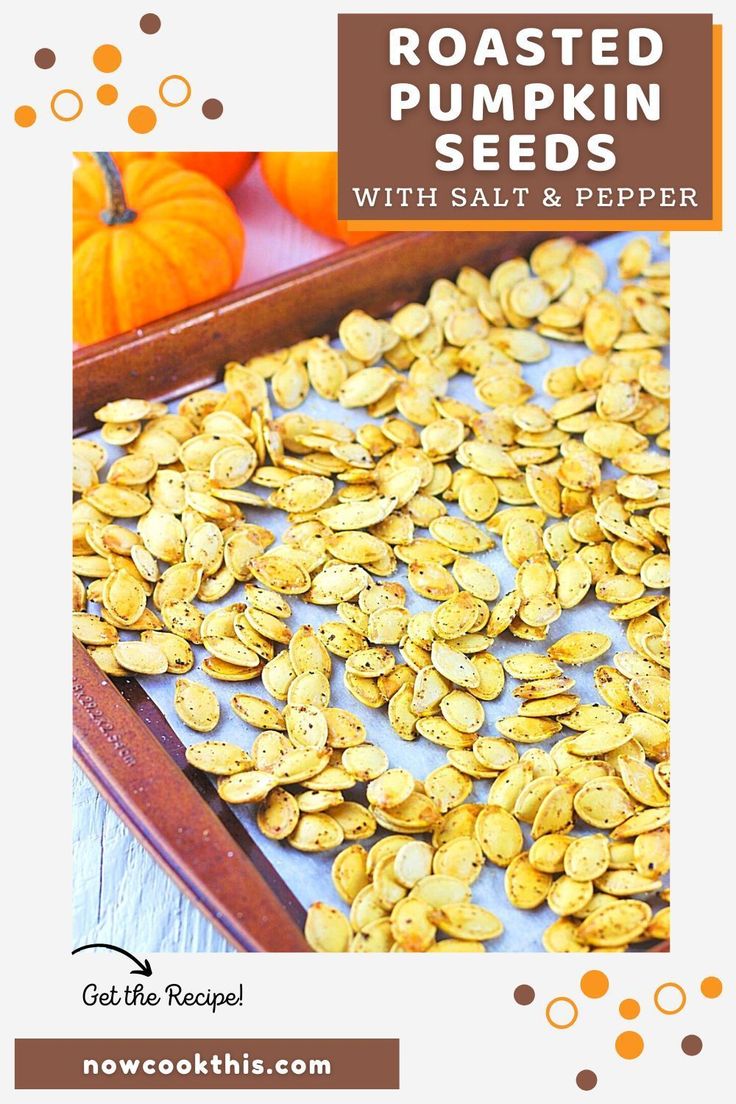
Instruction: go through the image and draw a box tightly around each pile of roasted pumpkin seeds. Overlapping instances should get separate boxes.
[72,233,670,953]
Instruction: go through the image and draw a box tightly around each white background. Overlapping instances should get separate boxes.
[1,2,734,1103]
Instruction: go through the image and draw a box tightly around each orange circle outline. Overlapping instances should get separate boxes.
[654,982,687,1015]
[545,996,579,1030]
[159,74,191,108]
[50,89,83,122]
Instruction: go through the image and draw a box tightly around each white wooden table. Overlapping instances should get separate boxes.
[73,163,337,953]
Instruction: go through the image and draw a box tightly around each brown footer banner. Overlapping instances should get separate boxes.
[15,1038,400,1090]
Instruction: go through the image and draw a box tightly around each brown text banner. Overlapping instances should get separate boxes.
[338,13,720,229]
[15,1038,400,1090]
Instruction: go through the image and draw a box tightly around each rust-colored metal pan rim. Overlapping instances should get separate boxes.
[73,229,601,435]
[73,640,309,952]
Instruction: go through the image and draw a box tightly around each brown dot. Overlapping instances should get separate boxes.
[202,97,223,120]
[34,48,56,69]
[140,13,161,34]
[682,1035,703,1056]
[514,984,535,1006]
[576,1070,598,1091]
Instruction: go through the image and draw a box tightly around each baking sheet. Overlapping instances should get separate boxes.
[79,230,669,951]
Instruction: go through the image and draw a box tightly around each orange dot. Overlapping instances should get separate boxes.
[545,997,578,1029]
[580,970,609,998]
[50,89,83,122]
[654,982,686,1015]
[14,105,36,128]
[97,84,118,106]
[615,1031,644,1060]
[128,105,157,134]
[619,998,640,1020]
[701,976,723,999]
[93,44,122,73]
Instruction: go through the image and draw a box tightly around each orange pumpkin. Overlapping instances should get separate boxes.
[167,152,257,191]
[73,153,245,345]
[75,151,257,192]
[260,152,387,245]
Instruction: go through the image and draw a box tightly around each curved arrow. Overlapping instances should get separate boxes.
[72,943,153,977]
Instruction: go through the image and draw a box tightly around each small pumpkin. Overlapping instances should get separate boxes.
[162,152,256,191]
[73,154,245,345]
[76,151,257,192]
[260,151,387,245]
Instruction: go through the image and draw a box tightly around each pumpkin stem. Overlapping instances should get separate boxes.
[92,152,138,226]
